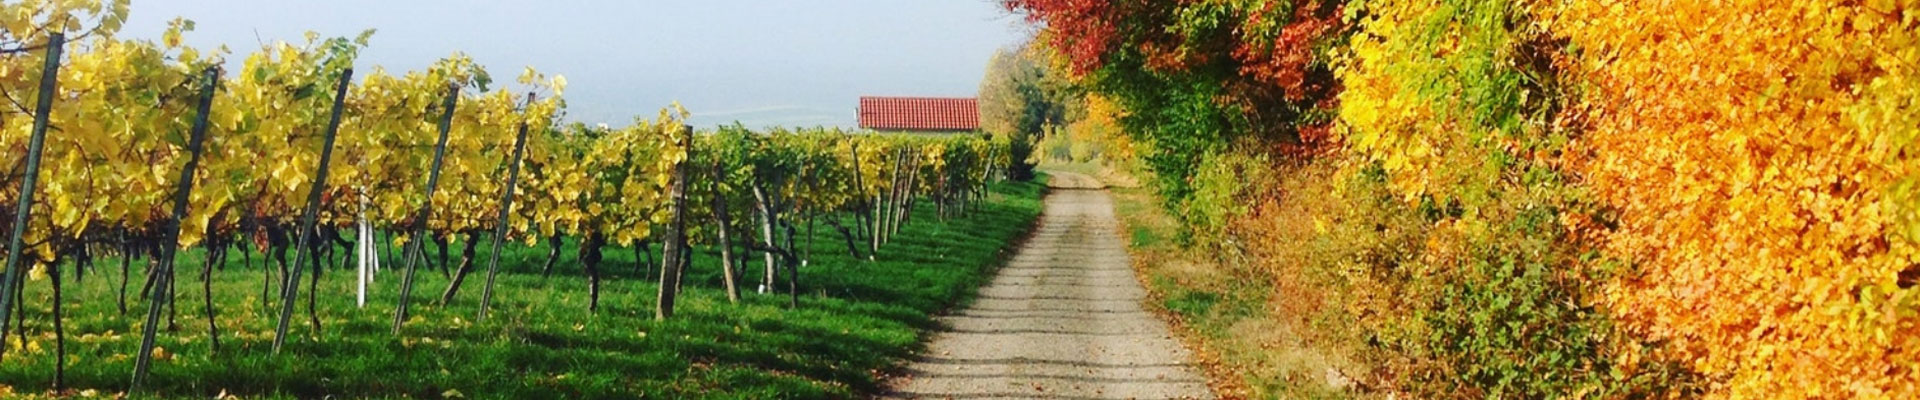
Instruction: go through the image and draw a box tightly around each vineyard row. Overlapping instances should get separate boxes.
[0,16,1014,391]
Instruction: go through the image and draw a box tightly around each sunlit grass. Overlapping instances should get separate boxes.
[0,178,1046,399]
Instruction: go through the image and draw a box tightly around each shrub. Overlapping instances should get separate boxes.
[1553,0,1920,397]
[1326,0,1698,396]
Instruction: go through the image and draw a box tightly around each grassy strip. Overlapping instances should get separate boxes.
[0,178,1046,399]
[1051,163,1366,400]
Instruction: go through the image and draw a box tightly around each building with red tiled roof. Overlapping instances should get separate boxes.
[857,97,980,133]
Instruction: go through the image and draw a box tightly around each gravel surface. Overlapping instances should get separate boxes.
[883,171,1213,400]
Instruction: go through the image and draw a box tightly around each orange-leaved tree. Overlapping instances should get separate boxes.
[1552,0,1920,397]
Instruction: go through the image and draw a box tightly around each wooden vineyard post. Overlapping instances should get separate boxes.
[476,93,536,321]
[802,165,819,266]
[894,149,919,234]
[894,148,910,243]
[849,142,875,258]
[875,151,890,249]
[271,68,355,354]
[977,152,993,214]
[883,148,907,245]
[357,193,374,308]
[392,83,460,334]
[0,33,63,364]
[872,151,888,255]
[132,66,219,391]
[189,69,225,356]
[656,126,693,320]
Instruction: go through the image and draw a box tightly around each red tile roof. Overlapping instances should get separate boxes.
[858,97,979,131]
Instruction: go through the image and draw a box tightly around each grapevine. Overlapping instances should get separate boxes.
[0,0,1013,391]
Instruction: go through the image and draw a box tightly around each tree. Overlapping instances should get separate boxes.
[977,42,1080,181]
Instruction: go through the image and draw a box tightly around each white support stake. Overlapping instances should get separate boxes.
[369,220,380,277]
[356,190,370,308]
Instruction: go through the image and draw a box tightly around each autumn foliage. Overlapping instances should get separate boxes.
[1001,0,1122,76]
[1011,0,1920,398]
[1231,0,1345,101]
[1554,0,1920,397]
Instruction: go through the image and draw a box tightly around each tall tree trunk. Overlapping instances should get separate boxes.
[439,231,482,305]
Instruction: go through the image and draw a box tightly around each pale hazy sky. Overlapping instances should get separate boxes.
[119,1,1031,128]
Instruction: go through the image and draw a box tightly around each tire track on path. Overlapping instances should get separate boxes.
[884,171,1213,400]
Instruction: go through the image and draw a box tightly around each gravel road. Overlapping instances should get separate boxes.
[883,171,1213,400]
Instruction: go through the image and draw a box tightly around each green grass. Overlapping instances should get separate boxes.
[0,178,1046,399]
[1036,161,1103,178]
[1083,165,1360,400]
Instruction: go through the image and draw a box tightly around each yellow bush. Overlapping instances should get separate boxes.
[1552,0,1920,397]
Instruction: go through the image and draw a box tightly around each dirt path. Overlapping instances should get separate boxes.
[884,171,1213,400]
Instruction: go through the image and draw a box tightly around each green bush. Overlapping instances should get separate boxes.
[1007,131,1038,181]
[1184,149,1263,246]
